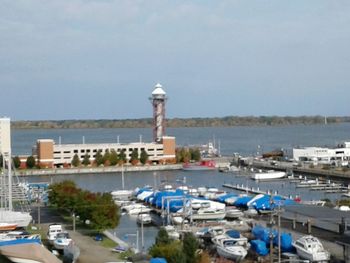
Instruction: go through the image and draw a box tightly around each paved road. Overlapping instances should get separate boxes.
[31,206,126,263]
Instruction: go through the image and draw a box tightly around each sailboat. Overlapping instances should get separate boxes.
[0,153,32,228]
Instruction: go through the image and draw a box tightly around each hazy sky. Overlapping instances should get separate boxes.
[1,1,349,120]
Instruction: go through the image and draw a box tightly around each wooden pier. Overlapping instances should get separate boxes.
[222,183,290,199]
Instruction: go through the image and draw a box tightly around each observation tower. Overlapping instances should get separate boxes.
[149,83,168,143]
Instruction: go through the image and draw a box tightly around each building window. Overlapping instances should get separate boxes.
[74,150,78,153]
[64,151,71,154]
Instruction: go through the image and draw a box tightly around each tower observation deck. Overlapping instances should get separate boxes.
[149,83,168,143]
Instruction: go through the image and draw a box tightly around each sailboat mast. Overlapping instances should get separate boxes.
[7,152,13,211]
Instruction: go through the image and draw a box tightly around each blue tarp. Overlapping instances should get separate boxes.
[150,258,167,263]
[152,190,186,208]
[0,238,41,246]
[273,232,294,253]
[252,225,277,244]
[234,196,253,208]
[216,193,237,203]
[225,230,240,239]
[250,240,269,256]
[251,195,296,211]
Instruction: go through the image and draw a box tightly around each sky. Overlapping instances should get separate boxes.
[1,0,350,121]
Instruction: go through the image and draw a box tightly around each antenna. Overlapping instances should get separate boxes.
[82,136,85,144]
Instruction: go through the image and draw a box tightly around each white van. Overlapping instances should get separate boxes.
[47,223,63,245]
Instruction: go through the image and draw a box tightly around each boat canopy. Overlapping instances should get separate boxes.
[250,239,269,256]
[234,196,253,207]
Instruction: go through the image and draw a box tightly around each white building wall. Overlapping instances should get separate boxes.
[0,117,11,154]
[293,142,350,165]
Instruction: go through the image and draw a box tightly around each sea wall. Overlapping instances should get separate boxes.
[16,164,183,176]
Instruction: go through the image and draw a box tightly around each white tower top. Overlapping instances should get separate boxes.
[152,83,166,96]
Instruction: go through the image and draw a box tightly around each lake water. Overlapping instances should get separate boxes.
[11,123,350,250]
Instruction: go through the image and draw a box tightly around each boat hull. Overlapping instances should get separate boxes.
[251,171,286,180]
[217,245,247,262]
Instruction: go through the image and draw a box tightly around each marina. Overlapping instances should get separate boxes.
[0,124,349,262]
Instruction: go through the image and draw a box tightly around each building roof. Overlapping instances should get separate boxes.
[152,83,166,96]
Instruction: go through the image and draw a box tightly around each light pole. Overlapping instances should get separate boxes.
[124,231,139,253]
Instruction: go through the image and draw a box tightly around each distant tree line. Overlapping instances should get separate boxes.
[11,116,350,129]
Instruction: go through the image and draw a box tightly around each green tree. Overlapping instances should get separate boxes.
[13,156,21,169]
[140,149,148,165]
[149,241,185,263]
[183,232,199,263]
[190,148,201,162]
[82,154,90,166]
[118,149,127,164]
[102,150,111,166]
[130,149,139,164]
[155,228,171,246]
[26,156,36,169]
[109,149,119,166]
[71,154,81,167]
[89,193,119,232]
[48,180,120,232]
[94,150,103,166]
[176,148,191,163]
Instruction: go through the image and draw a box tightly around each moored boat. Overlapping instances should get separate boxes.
[0,223,17,231]
[53,232,72,250]
[191,207,226,221]
[292,235,330,262]
[225,207,244,219]
[215,237,248,262]
[136,213,152,225]
[251,170,286,180]
[182,160,216,171]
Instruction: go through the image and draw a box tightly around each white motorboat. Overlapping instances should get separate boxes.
[191,200,211,210]
[243,207,258,217]
[46,223,63,245]
[164,225,180,240]
[111,190,133,200]
[191,208,226,221]
[197,187,207,197]
[122,204,151,215]
[216,237,248,262]
[225,207,244,219]
[292,235,330,262]
[251,170,286,180]
[212,233,250,250]
[53,232,72,250]
[136,213,152,225]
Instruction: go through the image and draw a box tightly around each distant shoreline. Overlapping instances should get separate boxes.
[11,116,350,129]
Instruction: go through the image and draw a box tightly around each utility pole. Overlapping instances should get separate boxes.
[37,198,41,229]
[269,193,274,263]
[277,204,281,263]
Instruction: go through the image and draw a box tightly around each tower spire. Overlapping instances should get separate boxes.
[149,83,168,143]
